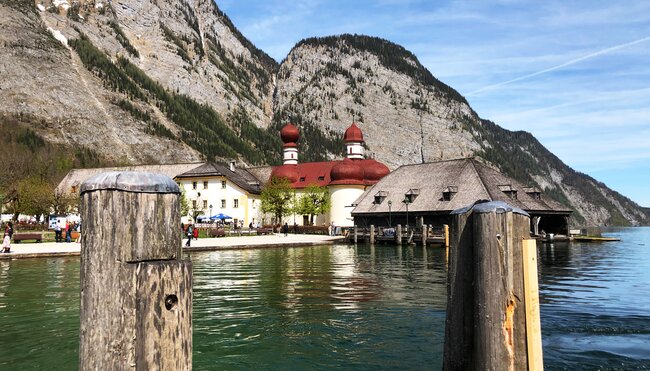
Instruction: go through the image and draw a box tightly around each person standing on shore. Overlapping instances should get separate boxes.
[65,221,72,243]
[5,222,13,239]
[2,232,10,253]
[283,222,289,237]
[54,221,61,242]
[186,225,193,247]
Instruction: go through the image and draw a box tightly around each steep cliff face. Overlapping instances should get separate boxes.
[0,1,646,226]
[1,0,279,164]
[274,35,481,167]
[274,35,648,226]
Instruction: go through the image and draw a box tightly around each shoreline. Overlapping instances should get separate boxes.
[0,234,347,260]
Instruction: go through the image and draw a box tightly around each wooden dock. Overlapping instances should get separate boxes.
[572,235,620,242]
[347,224,449,247]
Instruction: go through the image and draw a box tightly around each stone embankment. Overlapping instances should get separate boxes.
[0,234,346,260]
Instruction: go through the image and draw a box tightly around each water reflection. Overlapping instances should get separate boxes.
[192,244,447,370]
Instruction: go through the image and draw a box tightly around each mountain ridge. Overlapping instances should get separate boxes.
[0,0,646,226]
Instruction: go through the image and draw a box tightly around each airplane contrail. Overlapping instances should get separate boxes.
[467,35,650,96]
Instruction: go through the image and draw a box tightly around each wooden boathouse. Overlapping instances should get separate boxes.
[350,158,572,240]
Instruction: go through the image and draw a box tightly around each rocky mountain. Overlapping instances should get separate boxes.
[0,0,647,226]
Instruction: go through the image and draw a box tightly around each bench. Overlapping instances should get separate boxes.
[207,229,226,238]
[256,228,273,235]
[13,233,43,243]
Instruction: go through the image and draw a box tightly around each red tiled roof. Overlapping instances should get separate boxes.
[271,159,387,188]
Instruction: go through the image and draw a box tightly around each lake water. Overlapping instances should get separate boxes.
[1,227,649,369]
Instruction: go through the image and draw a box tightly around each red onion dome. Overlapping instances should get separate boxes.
[330,158,364,184]
[343,122,364,143]
[280,123,299,146]
[363,159,390,181]
[271,165,299,183]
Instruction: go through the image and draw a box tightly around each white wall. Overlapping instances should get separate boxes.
[179,177,253,226]
[329,185,365,227]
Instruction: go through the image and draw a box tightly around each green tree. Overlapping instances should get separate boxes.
[179,185,190,218]
[295,184,330,225]
[51,189,79,215]
[14,177,54,219]
[260,177,295,228]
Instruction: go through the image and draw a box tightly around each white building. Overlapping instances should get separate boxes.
[175,162,263,227]
[56,123,391,229]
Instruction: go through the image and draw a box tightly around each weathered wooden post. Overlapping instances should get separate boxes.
[444,224,449,249]
[370,225,375,244]
[354,226,358,244]
[396,224,402,246]
[422,224,428,246]
[443,201,540,371]
[79,172,192,370]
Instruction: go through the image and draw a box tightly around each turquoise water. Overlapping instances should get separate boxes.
[1,227,649,369]
[539,227,650,369]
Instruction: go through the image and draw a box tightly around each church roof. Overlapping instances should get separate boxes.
[343,122,364,143]
[270,158,387,189]
[351,158,572,216]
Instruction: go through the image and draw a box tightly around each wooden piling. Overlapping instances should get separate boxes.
[370,225,375,244]
[444,224,449,248]
[79,172,192,370]
[396,224,402,245]
[422,225,428,246]
[443,201,537,371]
[354,226,358,244]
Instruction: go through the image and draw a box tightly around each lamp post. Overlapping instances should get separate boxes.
[387,200,392,227]
[403,197,411,230]
[209,204,213,222]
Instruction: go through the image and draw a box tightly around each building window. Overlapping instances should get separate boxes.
[300,177,306,182]
[71,186,77,193]
[374,191,388,204]
[404,189,420,203]
[192,181,197,190]
[233,199,239,208]
[498,185,517,199]
[203,200,208,209]
[318,176,325,181]
[221,180,227,189]
[221,199,226,208]
[442,186,458,201]
[203,181,208,189]
[192,200,197,209]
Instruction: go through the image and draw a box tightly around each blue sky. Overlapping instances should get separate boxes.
[219,0,650,207]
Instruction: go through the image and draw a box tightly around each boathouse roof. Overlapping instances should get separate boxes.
[351,158,572,216]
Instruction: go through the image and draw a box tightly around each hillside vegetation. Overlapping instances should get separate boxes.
[0,0,646,226]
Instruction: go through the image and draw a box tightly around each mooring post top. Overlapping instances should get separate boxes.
[80,171,181,195]
[451,200,529,216]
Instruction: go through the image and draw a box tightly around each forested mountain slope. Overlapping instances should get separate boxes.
[0,0,646,226]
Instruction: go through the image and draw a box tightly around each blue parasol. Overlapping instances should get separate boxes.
[210,213,232,220]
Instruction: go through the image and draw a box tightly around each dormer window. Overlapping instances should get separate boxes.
[318,176,325,181]
[404,189,420,203]
[498,185,517,199]
[523,186,541,200]
[374,191,388,204]
[299,177,306,182]
[442,186,458,201]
